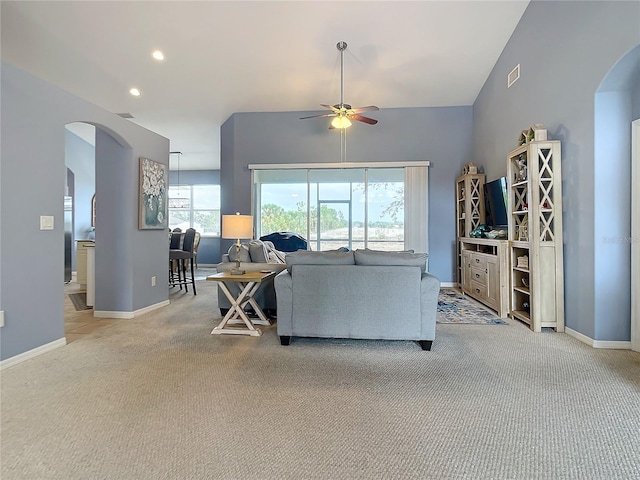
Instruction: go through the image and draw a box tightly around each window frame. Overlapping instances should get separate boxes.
[168,184,221,237]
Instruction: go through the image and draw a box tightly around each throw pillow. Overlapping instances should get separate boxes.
[247,240,269,263]
[228,243,251,263]
[354,249,427,272]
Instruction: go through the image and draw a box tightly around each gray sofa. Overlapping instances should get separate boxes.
[274,249,440,350]
[216,240,288,317]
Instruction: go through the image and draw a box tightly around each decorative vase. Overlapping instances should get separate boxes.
[145,194,159,226]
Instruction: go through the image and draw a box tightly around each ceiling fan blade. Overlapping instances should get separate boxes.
[321,104,340,112]
[350,105,379,114]
[351,114,378,125]
[300,113,338,120]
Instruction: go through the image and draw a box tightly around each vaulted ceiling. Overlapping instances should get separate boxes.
[1,1,529,169]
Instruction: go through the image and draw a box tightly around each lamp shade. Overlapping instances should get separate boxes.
[222,213,253,241]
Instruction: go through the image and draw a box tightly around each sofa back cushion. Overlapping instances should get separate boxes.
[354,249,428,272]
[285,250,355,273]
[289,264,422,339]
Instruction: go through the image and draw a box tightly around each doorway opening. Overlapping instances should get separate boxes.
[632,119,639,352]
[64,122,102,342]
[593,43,639,348]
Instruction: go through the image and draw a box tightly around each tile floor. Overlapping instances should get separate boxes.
[63,267,216,343]
[64,281,117,343]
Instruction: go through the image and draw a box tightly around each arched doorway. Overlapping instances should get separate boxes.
[64,122,137,341]
[64,122,100,341]
[594,44,639,349]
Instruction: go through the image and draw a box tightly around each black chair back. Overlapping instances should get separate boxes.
[170,228,182,249]
[182,228,196,253]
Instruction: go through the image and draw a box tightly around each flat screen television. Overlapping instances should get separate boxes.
[484,177,508,229]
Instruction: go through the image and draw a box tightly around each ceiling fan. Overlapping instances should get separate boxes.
[300,41,379,129]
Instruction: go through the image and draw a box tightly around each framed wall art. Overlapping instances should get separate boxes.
[139,157,168,229]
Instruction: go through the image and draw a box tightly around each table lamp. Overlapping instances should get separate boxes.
[222,213,253,274]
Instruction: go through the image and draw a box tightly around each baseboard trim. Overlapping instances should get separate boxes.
[94,299,170,319]
[566,327,632,349]
[1,337,67,370]
[440,282,457,288]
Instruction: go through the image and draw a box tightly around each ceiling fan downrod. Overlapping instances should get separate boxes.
[337,41,347,108]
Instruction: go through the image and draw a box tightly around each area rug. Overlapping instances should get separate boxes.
[68,293,91,311]
[437,288,507,325]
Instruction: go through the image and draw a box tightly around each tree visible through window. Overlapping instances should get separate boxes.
[254,168,405,251]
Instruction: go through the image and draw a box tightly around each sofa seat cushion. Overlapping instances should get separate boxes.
[285,250,355,273]
[354,249,427,272]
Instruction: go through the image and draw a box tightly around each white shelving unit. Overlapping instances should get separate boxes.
[456,173,485,285]
[507,140,564,332]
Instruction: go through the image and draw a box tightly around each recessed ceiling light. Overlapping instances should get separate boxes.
[129,88,141,97]
[152,50,165,61]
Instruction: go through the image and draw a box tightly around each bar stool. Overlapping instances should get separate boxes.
[169,228,182,285]
[169,228,197,294]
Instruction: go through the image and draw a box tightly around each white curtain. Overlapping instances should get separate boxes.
[404,166,429,254]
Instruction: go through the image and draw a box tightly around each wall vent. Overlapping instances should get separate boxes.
[116,112,134,119]
[508,64,520,88]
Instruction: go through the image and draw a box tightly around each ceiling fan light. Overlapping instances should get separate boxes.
[331,116,352,129]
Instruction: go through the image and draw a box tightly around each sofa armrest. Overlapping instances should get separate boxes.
[274,270,293,334]
[420,272,440,339]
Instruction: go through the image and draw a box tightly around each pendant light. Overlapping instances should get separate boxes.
[169,151,189,209]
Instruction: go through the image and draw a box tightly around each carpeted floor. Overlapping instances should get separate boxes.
[2,280,639,479]
[437,288,507,324]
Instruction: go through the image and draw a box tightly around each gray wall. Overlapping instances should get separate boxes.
[1,62,170,360]
[473,1,640,341]
[168,169,222,264]
[220,107,473,282]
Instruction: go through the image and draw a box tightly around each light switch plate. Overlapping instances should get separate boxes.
[40,215,54,230]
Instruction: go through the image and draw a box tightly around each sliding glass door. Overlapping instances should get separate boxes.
[252,164,426,252]
[316,201,351,251]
